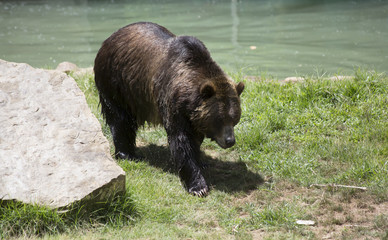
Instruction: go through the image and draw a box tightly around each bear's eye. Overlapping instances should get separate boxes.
[228,99,240,118]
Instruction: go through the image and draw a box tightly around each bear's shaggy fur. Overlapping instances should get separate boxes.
[94,22,244,196]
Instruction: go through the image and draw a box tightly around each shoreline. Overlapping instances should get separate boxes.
[54,61,356,83]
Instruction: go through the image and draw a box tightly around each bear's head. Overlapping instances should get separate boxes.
[193,79,245,149]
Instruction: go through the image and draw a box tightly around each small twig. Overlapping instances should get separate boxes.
[296,220,315,226]
[309,184,367,191]
[344,224,368,228]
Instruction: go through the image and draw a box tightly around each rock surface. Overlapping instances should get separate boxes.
[283,76,354,82]
[0,59,125,209]
[55,61,79,73]
[56,62,94,79]
[283,77,305,83]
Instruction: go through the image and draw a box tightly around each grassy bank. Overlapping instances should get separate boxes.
[1,69,387,239]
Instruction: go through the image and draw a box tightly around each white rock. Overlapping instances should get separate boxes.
[0,59,125,209]
[284,77,305,82]
[328,75,353,81]
[56,61,79,73]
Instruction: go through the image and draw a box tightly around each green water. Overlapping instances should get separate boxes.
[1,0,387,78]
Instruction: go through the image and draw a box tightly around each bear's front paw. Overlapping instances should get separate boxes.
[115,151,141,160]
[187,176,209,197]
[190,187,209,197]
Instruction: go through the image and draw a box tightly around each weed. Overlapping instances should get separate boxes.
[0,190,137,239]
[0,201,66,238]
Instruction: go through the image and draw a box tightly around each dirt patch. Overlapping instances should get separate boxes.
[229,181,387,239]
[312,189,388,239]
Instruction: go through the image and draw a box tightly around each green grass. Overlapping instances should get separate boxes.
[234,68,387,198]
[0,191,136,239]
[1,68,387,239]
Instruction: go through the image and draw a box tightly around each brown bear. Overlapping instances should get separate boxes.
[94,22,244,197]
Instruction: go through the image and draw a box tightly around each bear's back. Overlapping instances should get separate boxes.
[94,22,176,126]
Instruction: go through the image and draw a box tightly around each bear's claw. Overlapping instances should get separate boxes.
[186,173,209,197]
[190,187,209,197]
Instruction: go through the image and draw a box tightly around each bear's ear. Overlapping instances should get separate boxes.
[200,82,216,99]
[236,82,245,96]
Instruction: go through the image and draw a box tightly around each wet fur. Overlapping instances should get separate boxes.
[94,22,244,196]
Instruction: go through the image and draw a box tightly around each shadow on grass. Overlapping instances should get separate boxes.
[137,144,264,193]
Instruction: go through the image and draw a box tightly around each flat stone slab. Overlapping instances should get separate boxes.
[0,59,125,209]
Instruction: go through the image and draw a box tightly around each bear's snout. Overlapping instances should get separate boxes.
[215,126,235,149]
[225,135,236,148]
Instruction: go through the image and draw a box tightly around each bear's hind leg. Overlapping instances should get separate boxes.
[100,95,138,159]
[110,116,138,160]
